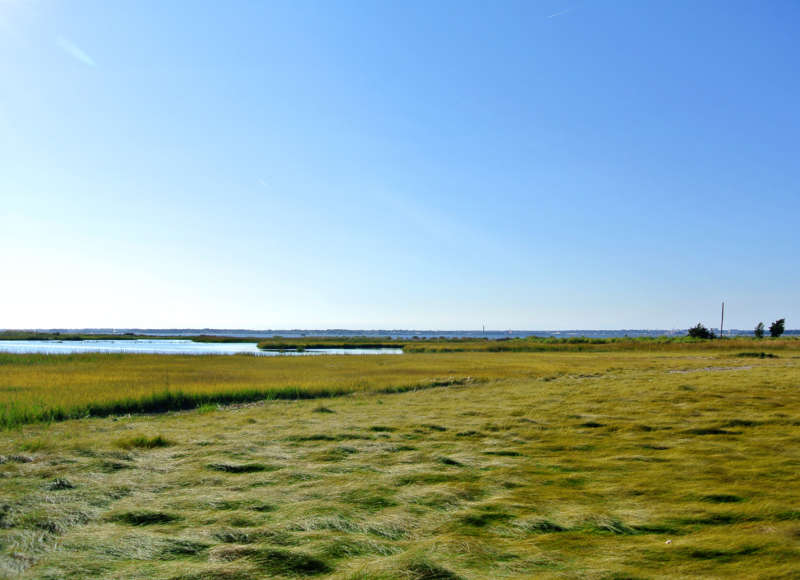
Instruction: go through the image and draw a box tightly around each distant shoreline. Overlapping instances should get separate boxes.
[0,328,797,341]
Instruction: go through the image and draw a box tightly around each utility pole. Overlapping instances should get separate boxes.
[720,301,725,337]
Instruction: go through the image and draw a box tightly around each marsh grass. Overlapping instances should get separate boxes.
[256,337,401,350]
[0,346,798,578]
[115,435,173,450]
[2,339,794,429]
[247,548,332,575]
[403,335,800,353]
[0,352,489,428]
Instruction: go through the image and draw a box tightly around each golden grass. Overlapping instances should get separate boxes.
[1,344,792,427]
[0,352,503,427]
[0,347,798,578]
[403,336,800,353]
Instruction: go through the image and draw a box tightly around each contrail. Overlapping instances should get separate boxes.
[547,8,572,19]
[57,36,96,67]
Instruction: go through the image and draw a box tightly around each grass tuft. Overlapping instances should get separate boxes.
[206,463,274,473]
[585,517,636,535]
[721,419,762,427]
[701,494,744,503]
[170,567,255,580]
[404,560,465,580]
[685,427,741,435]
[483,450,522,457]
[160,539,210,557]
[249,548,332,576]
[46,478,74,490]
[460,510,513,527]
[517,518,567,533]
[109,510,179,525]
[313,446,358,461]
[319,538,397,558]
[115,434,173,449]
[341,488,397,511]
[685,546,761,561]
[420,424,448,432]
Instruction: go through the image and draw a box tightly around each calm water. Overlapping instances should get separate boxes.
[0,340,403,356]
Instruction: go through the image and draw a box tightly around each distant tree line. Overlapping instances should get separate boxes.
[687,318,785,339]
[755,318,785,338]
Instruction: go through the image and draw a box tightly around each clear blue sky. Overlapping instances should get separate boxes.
[1,0,797,330]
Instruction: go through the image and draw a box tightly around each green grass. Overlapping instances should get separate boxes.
[2,339,795,429]
[403,335,800,353]
[0,351,494,428]
[256,336,403,350]
[0,330,259,343]
[0,330,143,341]
[0,345,798,578]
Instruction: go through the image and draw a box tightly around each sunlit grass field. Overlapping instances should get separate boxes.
[402,336,800,353]
[1,345,798,578]
[1,351,617,428]
[2,339,796,429]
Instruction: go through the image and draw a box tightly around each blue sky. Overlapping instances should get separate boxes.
[1,0,797,330]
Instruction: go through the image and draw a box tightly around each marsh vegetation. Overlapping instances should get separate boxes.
[0,343,798,578]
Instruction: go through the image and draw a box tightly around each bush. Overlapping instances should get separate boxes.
[754,322,765,339]
[769,319,785,338]
[687,323,715,339]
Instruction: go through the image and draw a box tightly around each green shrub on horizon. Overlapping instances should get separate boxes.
[770,318,785,338]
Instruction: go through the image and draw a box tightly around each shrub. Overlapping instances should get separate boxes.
[687,323,715,339]
[769,318,785,338]
[754,322,765,339]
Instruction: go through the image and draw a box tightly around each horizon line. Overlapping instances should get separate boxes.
[2,327,796,333]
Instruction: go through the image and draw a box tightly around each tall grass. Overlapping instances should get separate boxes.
[256,337,402,350]
[1,341,794,429]
[1,351,798,578]
[0,330,140,341]
[0,351,498,428]
[404,335,800,352]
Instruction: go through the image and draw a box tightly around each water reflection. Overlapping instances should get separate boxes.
[0,340,403,356]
